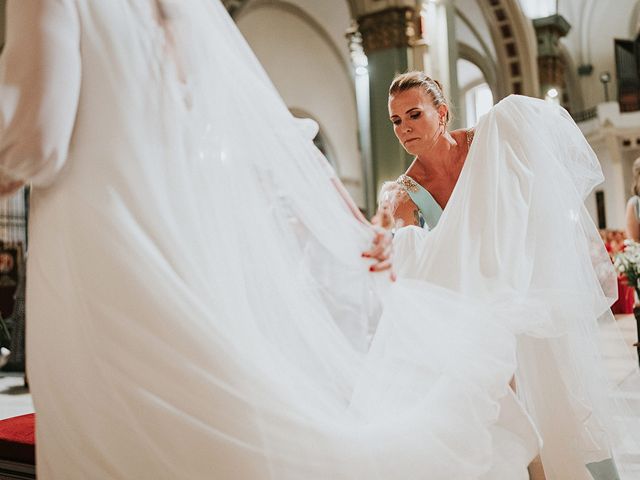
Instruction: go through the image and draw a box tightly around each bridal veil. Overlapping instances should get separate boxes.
[0,1,535,479]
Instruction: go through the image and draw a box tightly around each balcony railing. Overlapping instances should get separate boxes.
[571,107,598,123]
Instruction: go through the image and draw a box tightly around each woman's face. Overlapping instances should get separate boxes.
[388,88,445,156]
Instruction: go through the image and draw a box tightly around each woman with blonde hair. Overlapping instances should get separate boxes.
[381,70,640,479]
[625,157,640,241]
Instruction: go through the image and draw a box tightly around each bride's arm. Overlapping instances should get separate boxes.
[330,176,369,224]
[0,0,81,196]
[301,120,394,276]
[331,176,394,278]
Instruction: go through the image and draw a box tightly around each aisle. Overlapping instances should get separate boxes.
[604,314,640,476]
[0,314,638,476]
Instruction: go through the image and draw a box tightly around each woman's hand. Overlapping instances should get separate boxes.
[363,205,396,281]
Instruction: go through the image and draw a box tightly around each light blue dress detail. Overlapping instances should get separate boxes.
[396,174,443,230]
[395,129,474,230]
[586,458,620,480]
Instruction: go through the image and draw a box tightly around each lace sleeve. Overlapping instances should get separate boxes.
[0,0,81,195]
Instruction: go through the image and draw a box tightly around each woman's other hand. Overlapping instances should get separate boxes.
[364,207,395,281]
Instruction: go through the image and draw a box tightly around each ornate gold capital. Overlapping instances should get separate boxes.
[357,7,420,55]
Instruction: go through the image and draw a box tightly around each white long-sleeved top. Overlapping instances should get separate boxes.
[0,0,80,195]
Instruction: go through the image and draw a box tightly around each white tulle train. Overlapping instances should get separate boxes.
[0,1,541,479]
[394,95,640,479]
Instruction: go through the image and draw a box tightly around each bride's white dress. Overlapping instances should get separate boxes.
[0,1,538,479]
[394,95,640,479]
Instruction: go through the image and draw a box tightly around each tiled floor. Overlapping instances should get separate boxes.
[0,371,32,420]
[600,314,640,476]
[0,314,638,475]
[601,314,639,384]
[1,315,639,419]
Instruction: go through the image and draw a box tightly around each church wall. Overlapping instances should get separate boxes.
[454,0,497,63]
[580,102,640,231]
[236,3,364,206]
[586,145,627,230]
[554,0,638,108]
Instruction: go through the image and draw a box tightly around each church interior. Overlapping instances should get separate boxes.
[222,0,640,228]
[1,1,640,479]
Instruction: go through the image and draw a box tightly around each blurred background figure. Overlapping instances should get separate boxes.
[626,158,640,242]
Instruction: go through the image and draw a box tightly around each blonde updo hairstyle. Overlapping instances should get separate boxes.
[633,157,640,196]
[389,71,450,125]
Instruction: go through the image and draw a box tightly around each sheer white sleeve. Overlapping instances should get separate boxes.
[0,0,80,195]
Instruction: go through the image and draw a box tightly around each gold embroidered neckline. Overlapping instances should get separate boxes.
[396,174,420,193]
[398,129,473,194]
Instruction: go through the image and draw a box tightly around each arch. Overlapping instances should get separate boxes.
[224,0,356,25]
[456,7,503,99]
[232,1,363,204]
[476,0,540,98]
[234,0,355,93]
[288,107,340,172]
[458,42,499,102]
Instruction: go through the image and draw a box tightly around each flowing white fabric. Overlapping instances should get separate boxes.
[0,1,541,478]
[394,95,640,479]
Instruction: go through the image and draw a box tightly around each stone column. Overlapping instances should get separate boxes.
[346,27,377,216]
[356,5,420,205]
[533,14,571,104]
[421,0,461,129]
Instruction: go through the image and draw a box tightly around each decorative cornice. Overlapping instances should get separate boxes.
[533,14,571,57]
[477,0,540,98]
[532,14,571,36]
[357,7,419,55]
